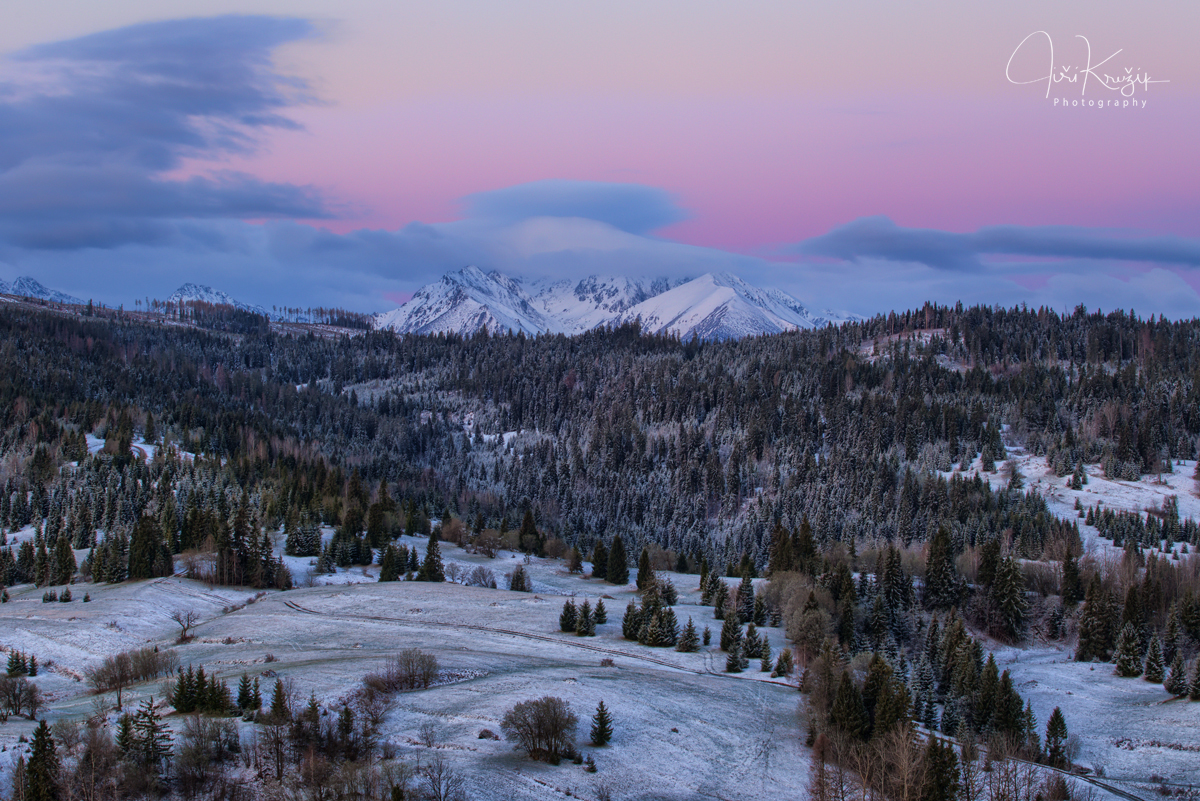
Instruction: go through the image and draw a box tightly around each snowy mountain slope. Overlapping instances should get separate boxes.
[528,274,674,333]
[614,272,838,340]
[0,276,83,304]
[167,283,268,316]
[374,266,554,336]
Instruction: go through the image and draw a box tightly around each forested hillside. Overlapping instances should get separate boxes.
[3,301,1200,578]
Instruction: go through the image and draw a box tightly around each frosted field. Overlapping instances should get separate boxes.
[996,643,1200,794]
[0,541,809,801]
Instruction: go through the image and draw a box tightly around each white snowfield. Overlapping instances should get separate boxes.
[0,537,808,800]
[374,266,859,340]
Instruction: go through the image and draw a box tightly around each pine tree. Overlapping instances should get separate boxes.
[703,626,712,646]
[607,536,629,585]
[560,599,578,632]
[1164,650,1188,695]
[637,547,655,591]
[676,617,700,652]
[1143,637,1165,683]
[1045,707,1068,768]
[252,677,262,710]
[590,700,613,746]
[594,598,607,625]
[26,719,60,801]
[1114,623,1143,677]
[568,547,584,574]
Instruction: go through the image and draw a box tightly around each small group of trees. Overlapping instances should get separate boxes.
[168,665,235,714]
[559,598,607,636]
[85,647,180,709]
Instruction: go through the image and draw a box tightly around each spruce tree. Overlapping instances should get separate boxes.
[737,573,755,623]
[711,579,729,619]
[417,532,445,582]
[591,541,608,581]
[237,673,253,710]
[576,599,595,637]
[607,536,629,586]
[1164,650,1188,695]
[924,526,961,609]
[724,640,744,673]
[508,564,531,592]
[594,598,607,624]
[720,601,742,651]
[622,600,642,640]
[760,638,773,672]
[1143,637,1165,683]
[1114,623,1143,677]
[1045,707,1068,768]
[773,648,794,677]
[676,617,700,652]
[132,697,173,777]
[269,678,290,722]
[636,547,654,591]
[1061,552,1082,605]
[560,599,578,632]
[830,672,867,740]
[1191,658,1200,701]
[26,719,60,801]
[590,700,613,746]
[921,736,961,801]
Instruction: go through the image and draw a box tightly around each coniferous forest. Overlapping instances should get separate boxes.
[2,297,1200,799]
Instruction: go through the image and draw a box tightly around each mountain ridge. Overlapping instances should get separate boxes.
[374,267,858,340]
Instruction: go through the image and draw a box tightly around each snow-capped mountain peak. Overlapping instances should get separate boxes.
[375,268,853,340]
[373,267,553,336]
[167,284,267,316]
[0,276,83,305]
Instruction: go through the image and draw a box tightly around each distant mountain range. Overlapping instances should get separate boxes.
[0,276,83,305]
[167,283,269,316]
[374,267,858,340]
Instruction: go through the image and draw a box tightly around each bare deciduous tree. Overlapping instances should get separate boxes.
[420,754,468,801]
[500,696,578,762]
[171,609,200,641]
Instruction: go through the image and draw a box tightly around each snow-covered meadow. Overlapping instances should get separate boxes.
[0,538,808,800]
